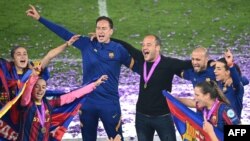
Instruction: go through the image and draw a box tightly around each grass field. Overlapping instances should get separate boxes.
[1,0,250,59]
[1,1,249,140]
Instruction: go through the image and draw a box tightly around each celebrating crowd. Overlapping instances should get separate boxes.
[0,4,248,141]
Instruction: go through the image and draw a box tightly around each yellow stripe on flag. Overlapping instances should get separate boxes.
[0,82,27,118]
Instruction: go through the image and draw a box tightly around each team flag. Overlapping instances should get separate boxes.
[162,90,224,141]
[0,87,88,141]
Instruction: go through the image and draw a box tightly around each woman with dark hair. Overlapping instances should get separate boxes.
[177,80,240,141]
[0,35,80,141]
[0,35,80,107]
[18,74,107,141]
[214,49,245,118]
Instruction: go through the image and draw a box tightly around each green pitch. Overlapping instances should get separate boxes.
[0,0,249,59]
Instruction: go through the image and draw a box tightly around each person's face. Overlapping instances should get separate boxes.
[13,47,28,70]
[96,20,113,43]
[194,87,209,108]
[214,61,230,82]
[141,36,160,62]
[32,79,46,102]
[191,51,208,72]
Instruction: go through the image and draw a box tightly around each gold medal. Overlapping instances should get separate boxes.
[41,127,46,134]
[143,56,161,90]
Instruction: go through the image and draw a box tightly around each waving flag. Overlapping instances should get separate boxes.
[0,58,33,117]
[0,86,88,141]
[0,69,32,118]
[162,90,224,141]
[47,89,87,141]
[0,69,32,141]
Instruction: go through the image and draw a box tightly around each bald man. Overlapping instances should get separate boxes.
[181,46,249,87]
[112,35,192,141]
[191,47,209,72]
[181,46,216,87]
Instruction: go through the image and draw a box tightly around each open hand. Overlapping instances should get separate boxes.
[67,35,81,46]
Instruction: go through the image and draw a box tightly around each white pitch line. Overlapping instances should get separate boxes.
[98,0,108,16]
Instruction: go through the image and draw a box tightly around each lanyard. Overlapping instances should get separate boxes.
[36,101,46,127]
[203,98,219,120]
[143,55,161,89]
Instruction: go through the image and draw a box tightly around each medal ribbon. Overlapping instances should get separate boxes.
[143,55,161,87]
[36,101,45,127]
[203,98,219,120]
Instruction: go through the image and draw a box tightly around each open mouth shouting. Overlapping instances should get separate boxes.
[193,65,201,71]
[14,58,28,70]
[98,35,105,41]
[35,92,45,99]
[143,50,150,57]
[18,59,28,68]
[20,59,27,65]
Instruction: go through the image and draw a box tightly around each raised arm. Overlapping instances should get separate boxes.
[111,38,144,62]
[21,74,39,106]
[175,97,196,108]
[224,49,242,89]
[26,4,84,48]
[40,35,80,69]
[59,75,108,106]
[170,58,192,77]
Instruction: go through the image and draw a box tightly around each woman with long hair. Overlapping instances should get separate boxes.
[214,49,245,118]
[177,80,240,141]
[0,35,80,106]
[18,73,107,141]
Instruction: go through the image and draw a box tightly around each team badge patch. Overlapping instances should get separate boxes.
[227,109,236,118]
[109,52,114,59]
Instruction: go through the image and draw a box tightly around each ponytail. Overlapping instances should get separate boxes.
[195,79,230,104]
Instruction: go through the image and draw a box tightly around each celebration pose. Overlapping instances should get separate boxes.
[214,49,245,118]
[18,74,107,141]
[0,34,80,140]
[0,35,80,107]
[177,80,240,141]
[27,5,134,140]
[112,35,192,141]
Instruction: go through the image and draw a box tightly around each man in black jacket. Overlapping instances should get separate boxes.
[113,35,192,141]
